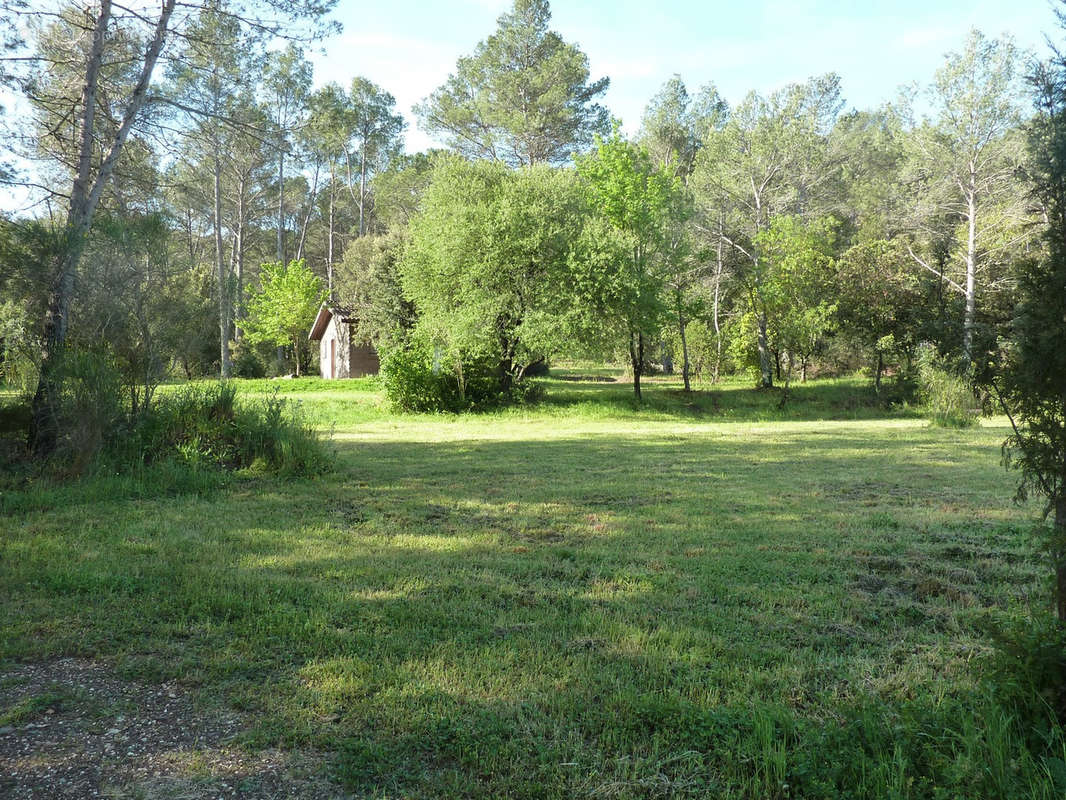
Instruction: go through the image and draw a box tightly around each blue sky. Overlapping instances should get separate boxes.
[309,0,1059,152]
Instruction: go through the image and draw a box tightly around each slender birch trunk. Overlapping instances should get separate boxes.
[712,215,724,384]
[963,165,978,368]
[276,149,285,263]
[213,150,232,378]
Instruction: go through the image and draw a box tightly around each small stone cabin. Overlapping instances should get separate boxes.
[308,303,380,379]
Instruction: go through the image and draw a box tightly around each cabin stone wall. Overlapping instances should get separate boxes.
[318,315,379,378]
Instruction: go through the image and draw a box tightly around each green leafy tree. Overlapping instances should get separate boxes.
[907,29,1028,368]
[836,238,931,393]
[415,0,608,166]
[998,38,1066,621]
[692,75,843,388]
[371,151,443,231]
[333,230,415,350]
[753,216,838,386]
[639,76,727,182]
[639,77,725,390]
[243,259,325,376]
[401,157,585,389]
[575,131,681,400]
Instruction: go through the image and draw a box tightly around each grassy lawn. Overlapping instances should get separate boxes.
[1,373,1060,797]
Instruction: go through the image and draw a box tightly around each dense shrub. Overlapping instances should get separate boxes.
[232,342,267,379]
[381,346,539,412]
[917,346,979,427]
[46,349,128,476]
[130,382,331,476]
[988,614,1066,727]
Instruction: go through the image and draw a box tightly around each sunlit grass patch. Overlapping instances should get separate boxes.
[0,374,1060,797]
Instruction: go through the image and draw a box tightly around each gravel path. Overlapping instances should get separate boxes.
[0,659,351,799]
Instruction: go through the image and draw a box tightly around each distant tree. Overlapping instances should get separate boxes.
[639,76,727,182]
[401,157,585,388]
[167,5,259,379]
[243,259,325,376]
[415,0,609,166]
[692,75,843,388]
[346,77,405,237]
[997,41,1066,621]
[333,230,414,350]
[640,77,726,390]
[907,29,1028,368]
[575,131,681,400]
[753,216,838,386]
[305,82,351,292]
[263,44,313,265]
[830,108,908,243]
[371,151,442,231]
[835,238,926,393]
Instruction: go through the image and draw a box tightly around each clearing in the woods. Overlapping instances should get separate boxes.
[0,373,1054,798]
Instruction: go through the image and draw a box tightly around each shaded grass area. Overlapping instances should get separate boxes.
[0,375,1061,797]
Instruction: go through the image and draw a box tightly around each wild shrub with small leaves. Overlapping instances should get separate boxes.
[916,347,978,428]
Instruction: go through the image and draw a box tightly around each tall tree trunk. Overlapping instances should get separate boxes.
[234,173,246,342]
[296,162,319,261]
[875,350,884,395]
[712,216,724,384]
[358,147,368,237]
[630,331,644,401]
[31,0,175,454]
[276,149,285,263]
[327,162,336,298]
[677,289,690,392]
[963,173,978,368]
[757,310,773,389]
[214,151,232,378]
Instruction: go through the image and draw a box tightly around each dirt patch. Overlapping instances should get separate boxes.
[0,659,349,799]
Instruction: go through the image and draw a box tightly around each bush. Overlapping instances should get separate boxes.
[381,346,539,412]
[130,382,331,477]
[48,349,128,476]
[232,342,267,379]
[988,614,1066,729]
[917,347,979,428]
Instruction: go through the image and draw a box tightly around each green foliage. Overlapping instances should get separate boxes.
[333,230,414,350]
[231,341,267,379]
[753,216,839,380]
[989,614,1066,730]
[574,130,682,396]
[401,157,584,389]
[132,382,331,476]
[917,347,978,428]
[414,0,608,166]
[997,53,1066,520]
[243,259,326,376]
[836,238,928,389]
[381,343,538,413]
[47,348,129,477]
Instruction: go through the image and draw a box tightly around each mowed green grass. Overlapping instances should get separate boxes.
[1,373,1060,797]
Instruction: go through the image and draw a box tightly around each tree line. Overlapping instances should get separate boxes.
[0,1,1053,422]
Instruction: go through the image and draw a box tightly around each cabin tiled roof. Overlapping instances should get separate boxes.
[308,303,355,340]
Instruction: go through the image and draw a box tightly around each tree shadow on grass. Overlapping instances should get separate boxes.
[534,377,919,423]
[0,424,1044,798]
